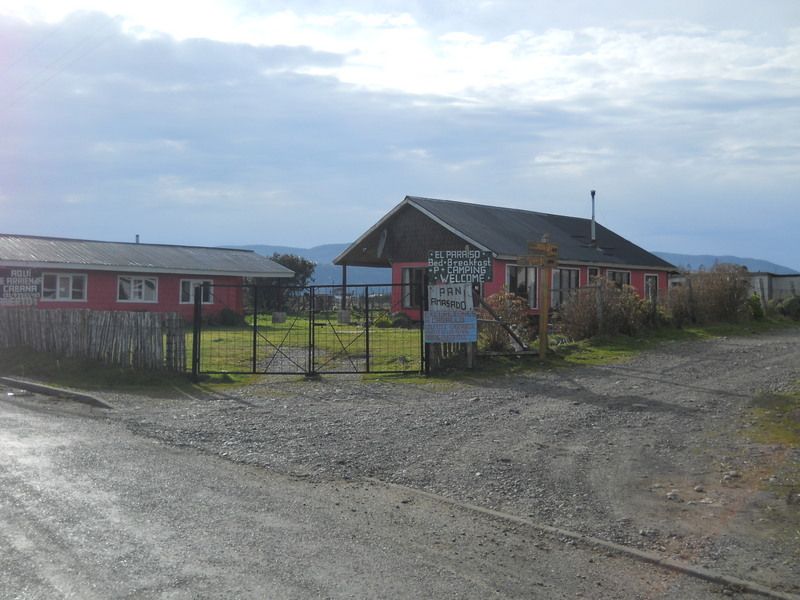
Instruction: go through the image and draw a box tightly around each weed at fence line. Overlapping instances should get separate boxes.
[771,295,800,321]
[477,288,535,352]
[555,282,654,340]
[0,347,195,391]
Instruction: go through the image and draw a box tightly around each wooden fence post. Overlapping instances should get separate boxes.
[596,278,604,334]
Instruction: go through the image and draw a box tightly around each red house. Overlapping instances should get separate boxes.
[0,234,293,319]
[334,196,676,319]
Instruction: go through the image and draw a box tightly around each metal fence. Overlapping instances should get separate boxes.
[191,283,425,377]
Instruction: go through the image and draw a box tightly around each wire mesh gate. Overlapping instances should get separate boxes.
[191,283,425,377]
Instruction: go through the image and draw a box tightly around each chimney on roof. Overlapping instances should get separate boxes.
[590,190,597,248]
[136,234,140,244]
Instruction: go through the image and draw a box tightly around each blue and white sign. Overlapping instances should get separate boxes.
[424,310,478,343]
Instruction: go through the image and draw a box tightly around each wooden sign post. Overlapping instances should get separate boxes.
[522,235,559,358]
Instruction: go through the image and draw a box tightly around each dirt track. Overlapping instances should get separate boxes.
[14,327,800,598]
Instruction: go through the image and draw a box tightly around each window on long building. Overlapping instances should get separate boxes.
[180,279,213,304]
[118,276,158,302]
[42,273,87,301]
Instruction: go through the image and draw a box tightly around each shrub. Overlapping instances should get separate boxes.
[666,264,752,325]
[556,280,652,340]
[772,295,800,320]
[389,311,413,328]
[748,293,766,320]
[478,287,534,351]
[220,307,244,326]
[664,283,692,328]
[373,312,413,328]
[373,314,393,328]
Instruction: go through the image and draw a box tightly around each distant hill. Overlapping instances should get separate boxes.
[229,243,388,285]
[229,244,799,284]
[653,252,799,274]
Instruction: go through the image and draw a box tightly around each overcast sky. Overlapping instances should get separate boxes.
[2,1,799,269]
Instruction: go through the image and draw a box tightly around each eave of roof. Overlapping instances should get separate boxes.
[335,196,676,271]
[0,234,294,278]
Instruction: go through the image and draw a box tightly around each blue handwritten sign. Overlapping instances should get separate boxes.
[424,310,478,343]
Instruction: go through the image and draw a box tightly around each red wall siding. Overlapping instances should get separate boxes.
[391,260,670,319]
[31,270,246,320]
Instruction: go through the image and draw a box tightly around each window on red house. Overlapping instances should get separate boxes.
[551,267,579,306]
[607,270,631,287]
[507,265,538,309]
[42,273,87,301]
[118,276,158,302]
[645,274,658,301]
[180,279,213,304]
[402,268,425,309]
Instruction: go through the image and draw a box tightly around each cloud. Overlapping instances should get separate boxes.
[1,3,799,269]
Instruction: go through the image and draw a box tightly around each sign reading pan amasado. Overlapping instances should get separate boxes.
[0,268,42,306]
[427,250,493,284]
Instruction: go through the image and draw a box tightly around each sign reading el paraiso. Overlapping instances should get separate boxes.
[427,250,493,284]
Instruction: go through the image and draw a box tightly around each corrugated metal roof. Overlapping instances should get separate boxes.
[335,196,676,270]
[0,234,294,277]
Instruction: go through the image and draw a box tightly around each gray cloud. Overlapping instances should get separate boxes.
[1,7,799,269]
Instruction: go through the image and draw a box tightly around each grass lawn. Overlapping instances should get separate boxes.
[195,312,424,374]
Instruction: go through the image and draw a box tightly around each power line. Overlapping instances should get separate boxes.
[0,9,84,78]
[0,12,121,113]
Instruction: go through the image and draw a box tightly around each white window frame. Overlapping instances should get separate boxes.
[506,264,538,309]
[644,274,659,301]
[401,267,425,309]
[180,279,213,304]
[42,273,87,302]
[118,275,158,303]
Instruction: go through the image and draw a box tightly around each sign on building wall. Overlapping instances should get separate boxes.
[428,250,493,284]
[424,310,478,343]
[427,283,473,311]
[0,269,42,306]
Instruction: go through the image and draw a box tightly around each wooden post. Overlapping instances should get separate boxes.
[539,267,550,358]
[538,235,551,358]
[596,277,604,334]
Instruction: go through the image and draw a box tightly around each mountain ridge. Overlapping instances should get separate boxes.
[652,252,798,275]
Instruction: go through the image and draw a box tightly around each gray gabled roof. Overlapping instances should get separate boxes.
[0,234,294,278]
[336,196,675,270]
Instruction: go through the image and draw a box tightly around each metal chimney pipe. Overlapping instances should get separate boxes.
[590,190,596,247]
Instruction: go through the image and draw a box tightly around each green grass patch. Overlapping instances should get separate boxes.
[0,346,253,395]
[748,389,800,448]
[197,312,423,374]
[741,385,800,542]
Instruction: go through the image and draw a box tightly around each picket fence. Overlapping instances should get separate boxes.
[0,308,186,371]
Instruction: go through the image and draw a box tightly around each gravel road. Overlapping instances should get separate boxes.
[12,327,800,598]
